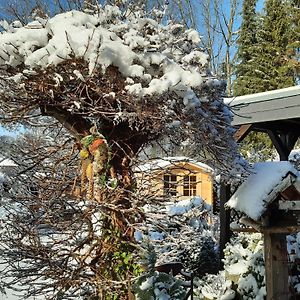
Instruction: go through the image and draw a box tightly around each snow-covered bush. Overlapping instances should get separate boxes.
[195,233,266,300]
[134,243,187,300]
[223,233,265,299]
[136,197,219,277]
[195,272,235,300]
[289,149,300,171]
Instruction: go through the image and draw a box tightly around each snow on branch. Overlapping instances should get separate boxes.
[0,4,244,175]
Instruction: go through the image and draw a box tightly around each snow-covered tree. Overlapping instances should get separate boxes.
[0,3,244,298]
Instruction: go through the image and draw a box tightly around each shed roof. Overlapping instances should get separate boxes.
[228,85,300,134]
[135,156,213,174]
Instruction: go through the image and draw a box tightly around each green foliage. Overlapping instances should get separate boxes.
[181,236,219,277]
[240,132,276,163]
[134,242,187,300]
[223,233,266,299]
[135,272,187,300]
[97,218,143,298]
[252,0,296,91]
[112,251,142,277]
[195,233,265,299]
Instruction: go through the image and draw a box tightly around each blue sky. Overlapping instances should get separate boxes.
[0,126,16,136]
[257,0,265,11]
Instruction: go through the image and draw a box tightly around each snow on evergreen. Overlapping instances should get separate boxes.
[195,233,266,300]
[135,196,219,298]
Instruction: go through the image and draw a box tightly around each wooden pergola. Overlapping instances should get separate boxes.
[219,85,300,298]
[230,85,300,159]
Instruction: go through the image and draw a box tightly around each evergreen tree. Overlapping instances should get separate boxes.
[290,0,300,82]
[233,0,275,162]
[252,0,296,91]
[233,0,298,162]
[235,0,297,94]
[233,0,258,96]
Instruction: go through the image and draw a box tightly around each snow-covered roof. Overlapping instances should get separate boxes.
[226,162,300,220]
[135,156,213,173]
[229,85,300,106]
[289,148,300,162]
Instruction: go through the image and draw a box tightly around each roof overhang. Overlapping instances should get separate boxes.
[228,85,300,135]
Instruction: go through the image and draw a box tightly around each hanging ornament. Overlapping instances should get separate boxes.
[80,158,89,192]
[81,135,95,149]
[86,159,95,200]
[89,138,105,154]
[79,149,89,159]
[78,125,114,201]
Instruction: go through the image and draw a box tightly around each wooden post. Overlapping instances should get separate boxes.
[219,184,231,266]
[264,233,289,300]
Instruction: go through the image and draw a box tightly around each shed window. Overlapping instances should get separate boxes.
[183,175,197,196]
[164,175,177,196]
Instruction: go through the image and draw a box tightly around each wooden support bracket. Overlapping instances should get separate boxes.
[239,217,300,234]
[278,200,300,210]
[267,130,298,161]
[234,124,252,142]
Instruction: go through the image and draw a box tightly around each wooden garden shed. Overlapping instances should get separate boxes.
[135,157,214,205]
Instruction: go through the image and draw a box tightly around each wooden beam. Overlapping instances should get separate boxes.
[234,124,252,142]
[263,225,300,234]
[251,119,300,135]
[230,227,257,233]
[239,217,262,232]
[264,233,289,300]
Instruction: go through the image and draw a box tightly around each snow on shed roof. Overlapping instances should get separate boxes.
[226,162,299,220]
[229,85,300,105]
[227,85,300,126]
[135,156,213,173]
